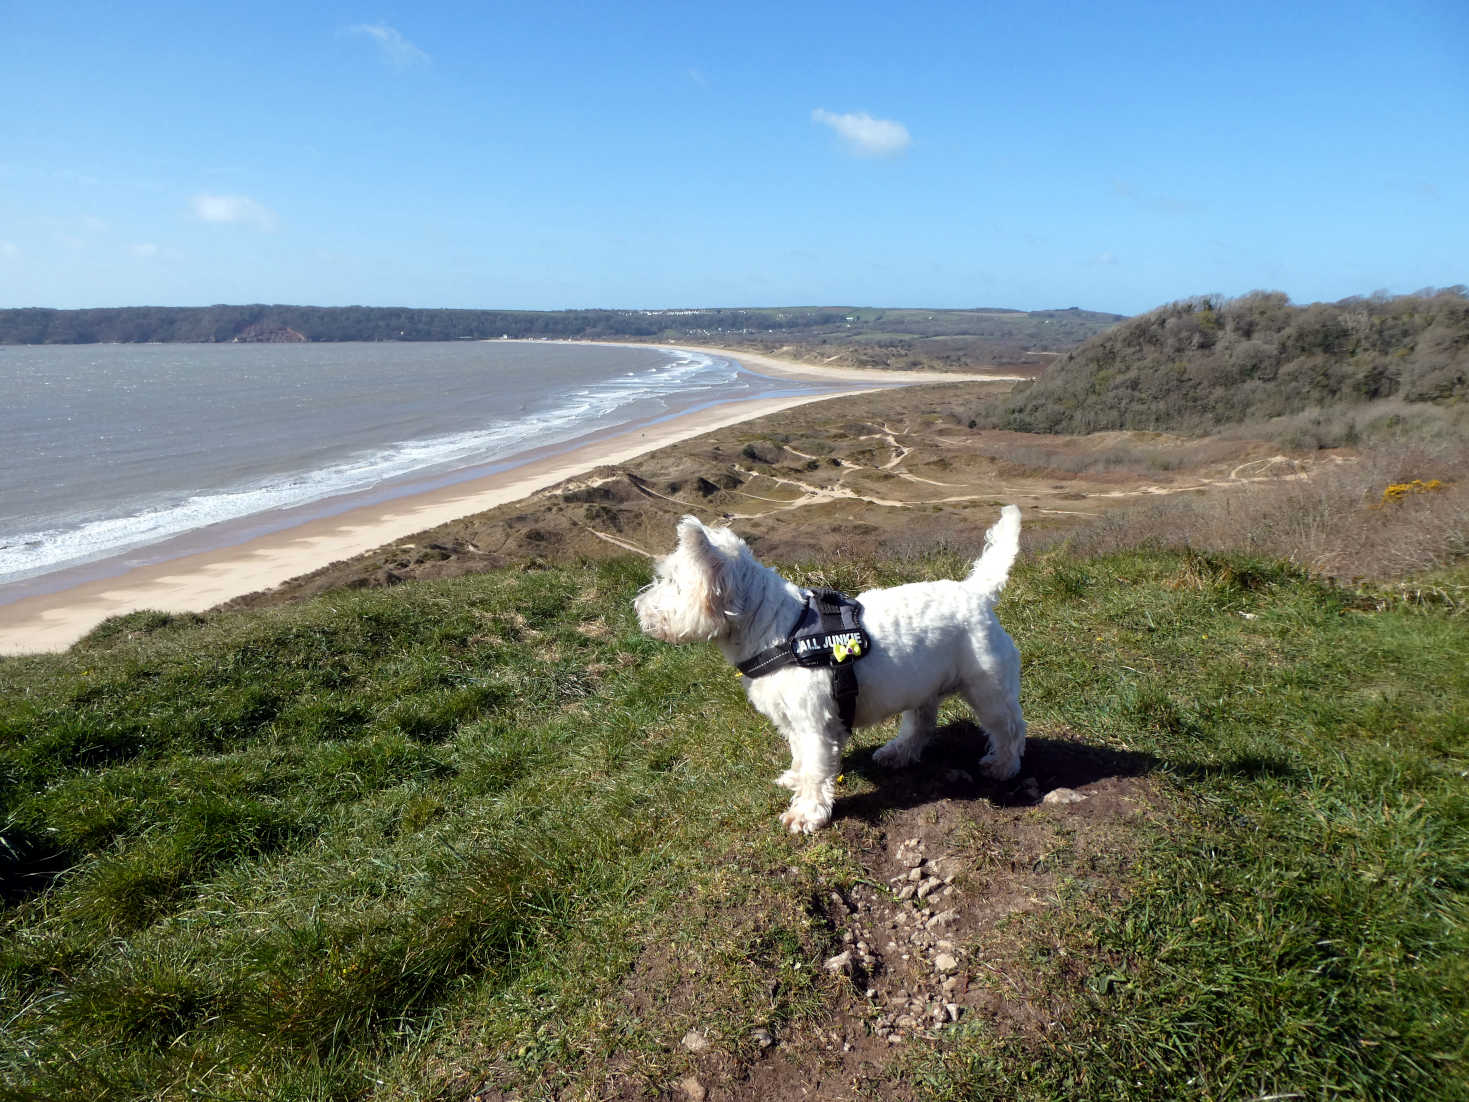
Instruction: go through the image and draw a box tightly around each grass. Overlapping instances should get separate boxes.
[2,548,1466,1099]
[926,550,1469,1099]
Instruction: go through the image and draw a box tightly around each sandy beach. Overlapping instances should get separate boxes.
[0,345,1016,655]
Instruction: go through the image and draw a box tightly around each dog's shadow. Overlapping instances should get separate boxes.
[835,720,1159,823]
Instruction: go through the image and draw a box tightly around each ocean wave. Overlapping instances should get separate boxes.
[0,348,745,585]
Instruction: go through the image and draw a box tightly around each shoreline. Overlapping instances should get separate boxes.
[0,346,1014,655]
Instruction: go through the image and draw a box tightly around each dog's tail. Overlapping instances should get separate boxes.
[964,505,1022,599]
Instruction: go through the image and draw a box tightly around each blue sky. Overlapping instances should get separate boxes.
[2,0,1464,314]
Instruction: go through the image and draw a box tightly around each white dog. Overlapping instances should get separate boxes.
[634,506,1026,833]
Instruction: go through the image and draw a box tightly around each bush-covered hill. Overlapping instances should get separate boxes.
[1000,289,1469,435]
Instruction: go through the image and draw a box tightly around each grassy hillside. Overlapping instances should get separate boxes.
[998,289,1469,439]
[3,549,1465,1099]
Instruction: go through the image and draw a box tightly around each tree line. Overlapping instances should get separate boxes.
[0,305,855,345]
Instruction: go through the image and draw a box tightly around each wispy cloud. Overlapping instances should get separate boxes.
[190,194,278,230]
[0,241,19,258]
[131,242,159,258]
[811,108,911,157]
[348,23,430,70]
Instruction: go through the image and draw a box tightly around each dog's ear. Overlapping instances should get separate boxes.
[676,515,732,629]
[676,514,712,553]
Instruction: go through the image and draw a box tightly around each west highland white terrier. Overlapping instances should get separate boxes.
[634,507,1026,833]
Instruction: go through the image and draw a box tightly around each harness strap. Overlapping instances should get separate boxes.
[734,588,868,734]
[811,590,861,735]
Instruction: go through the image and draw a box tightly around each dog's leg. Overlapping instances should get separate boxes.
[964,685,1026,780]
[873,699,939,769]
[776,727,804,790]
[779,725,841,833]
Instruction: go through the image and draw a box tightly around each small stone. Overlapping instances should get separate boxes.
[1043,786,1088,806]
[907,867,924,882]
[934,952,959,974]
[929,908,960,928]
[916,878,941,900]
[751,1027,774,1048]
[941,976,960,993]
[681,1030,710,1054]
[937,939,955,951]
[824,950,853,973]
[679,1075,707,1101]
[945,1003,963,1022]
[896,1014,918,1030]
[898,884,917,901]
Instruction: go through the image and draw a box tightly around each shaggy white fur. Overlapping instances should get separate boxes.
[634,506,1026,833]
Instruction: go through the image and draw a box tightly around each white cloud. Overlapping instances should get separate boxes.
[190,194,278,230]
[811,108,911,157]
[348,23,430,69]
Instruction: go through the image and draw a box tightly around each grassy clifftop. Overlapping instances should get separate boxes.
[3,549,1465,1099]
[999,289,1469,437]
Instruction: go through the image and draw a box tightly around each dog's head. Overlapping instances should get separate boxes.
[634,515,748,643]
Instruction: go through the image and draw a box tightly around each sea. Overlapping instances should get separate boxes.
[0,341,843,600]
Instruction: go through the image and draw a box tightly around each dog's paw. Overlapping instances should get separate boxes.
[873,738,921,769]
[978,751,1021,781]
[775,769,798,790]
[780,798,830,834]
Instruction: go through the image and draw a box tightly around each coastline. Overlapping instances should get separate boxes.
[0,345,1013,655]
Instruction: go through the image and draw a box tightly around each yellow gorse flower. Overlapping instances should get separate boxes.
[1378,479,1447,506]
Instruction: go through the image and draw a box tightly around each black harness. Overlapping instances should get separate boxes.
[735,588,871,734]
